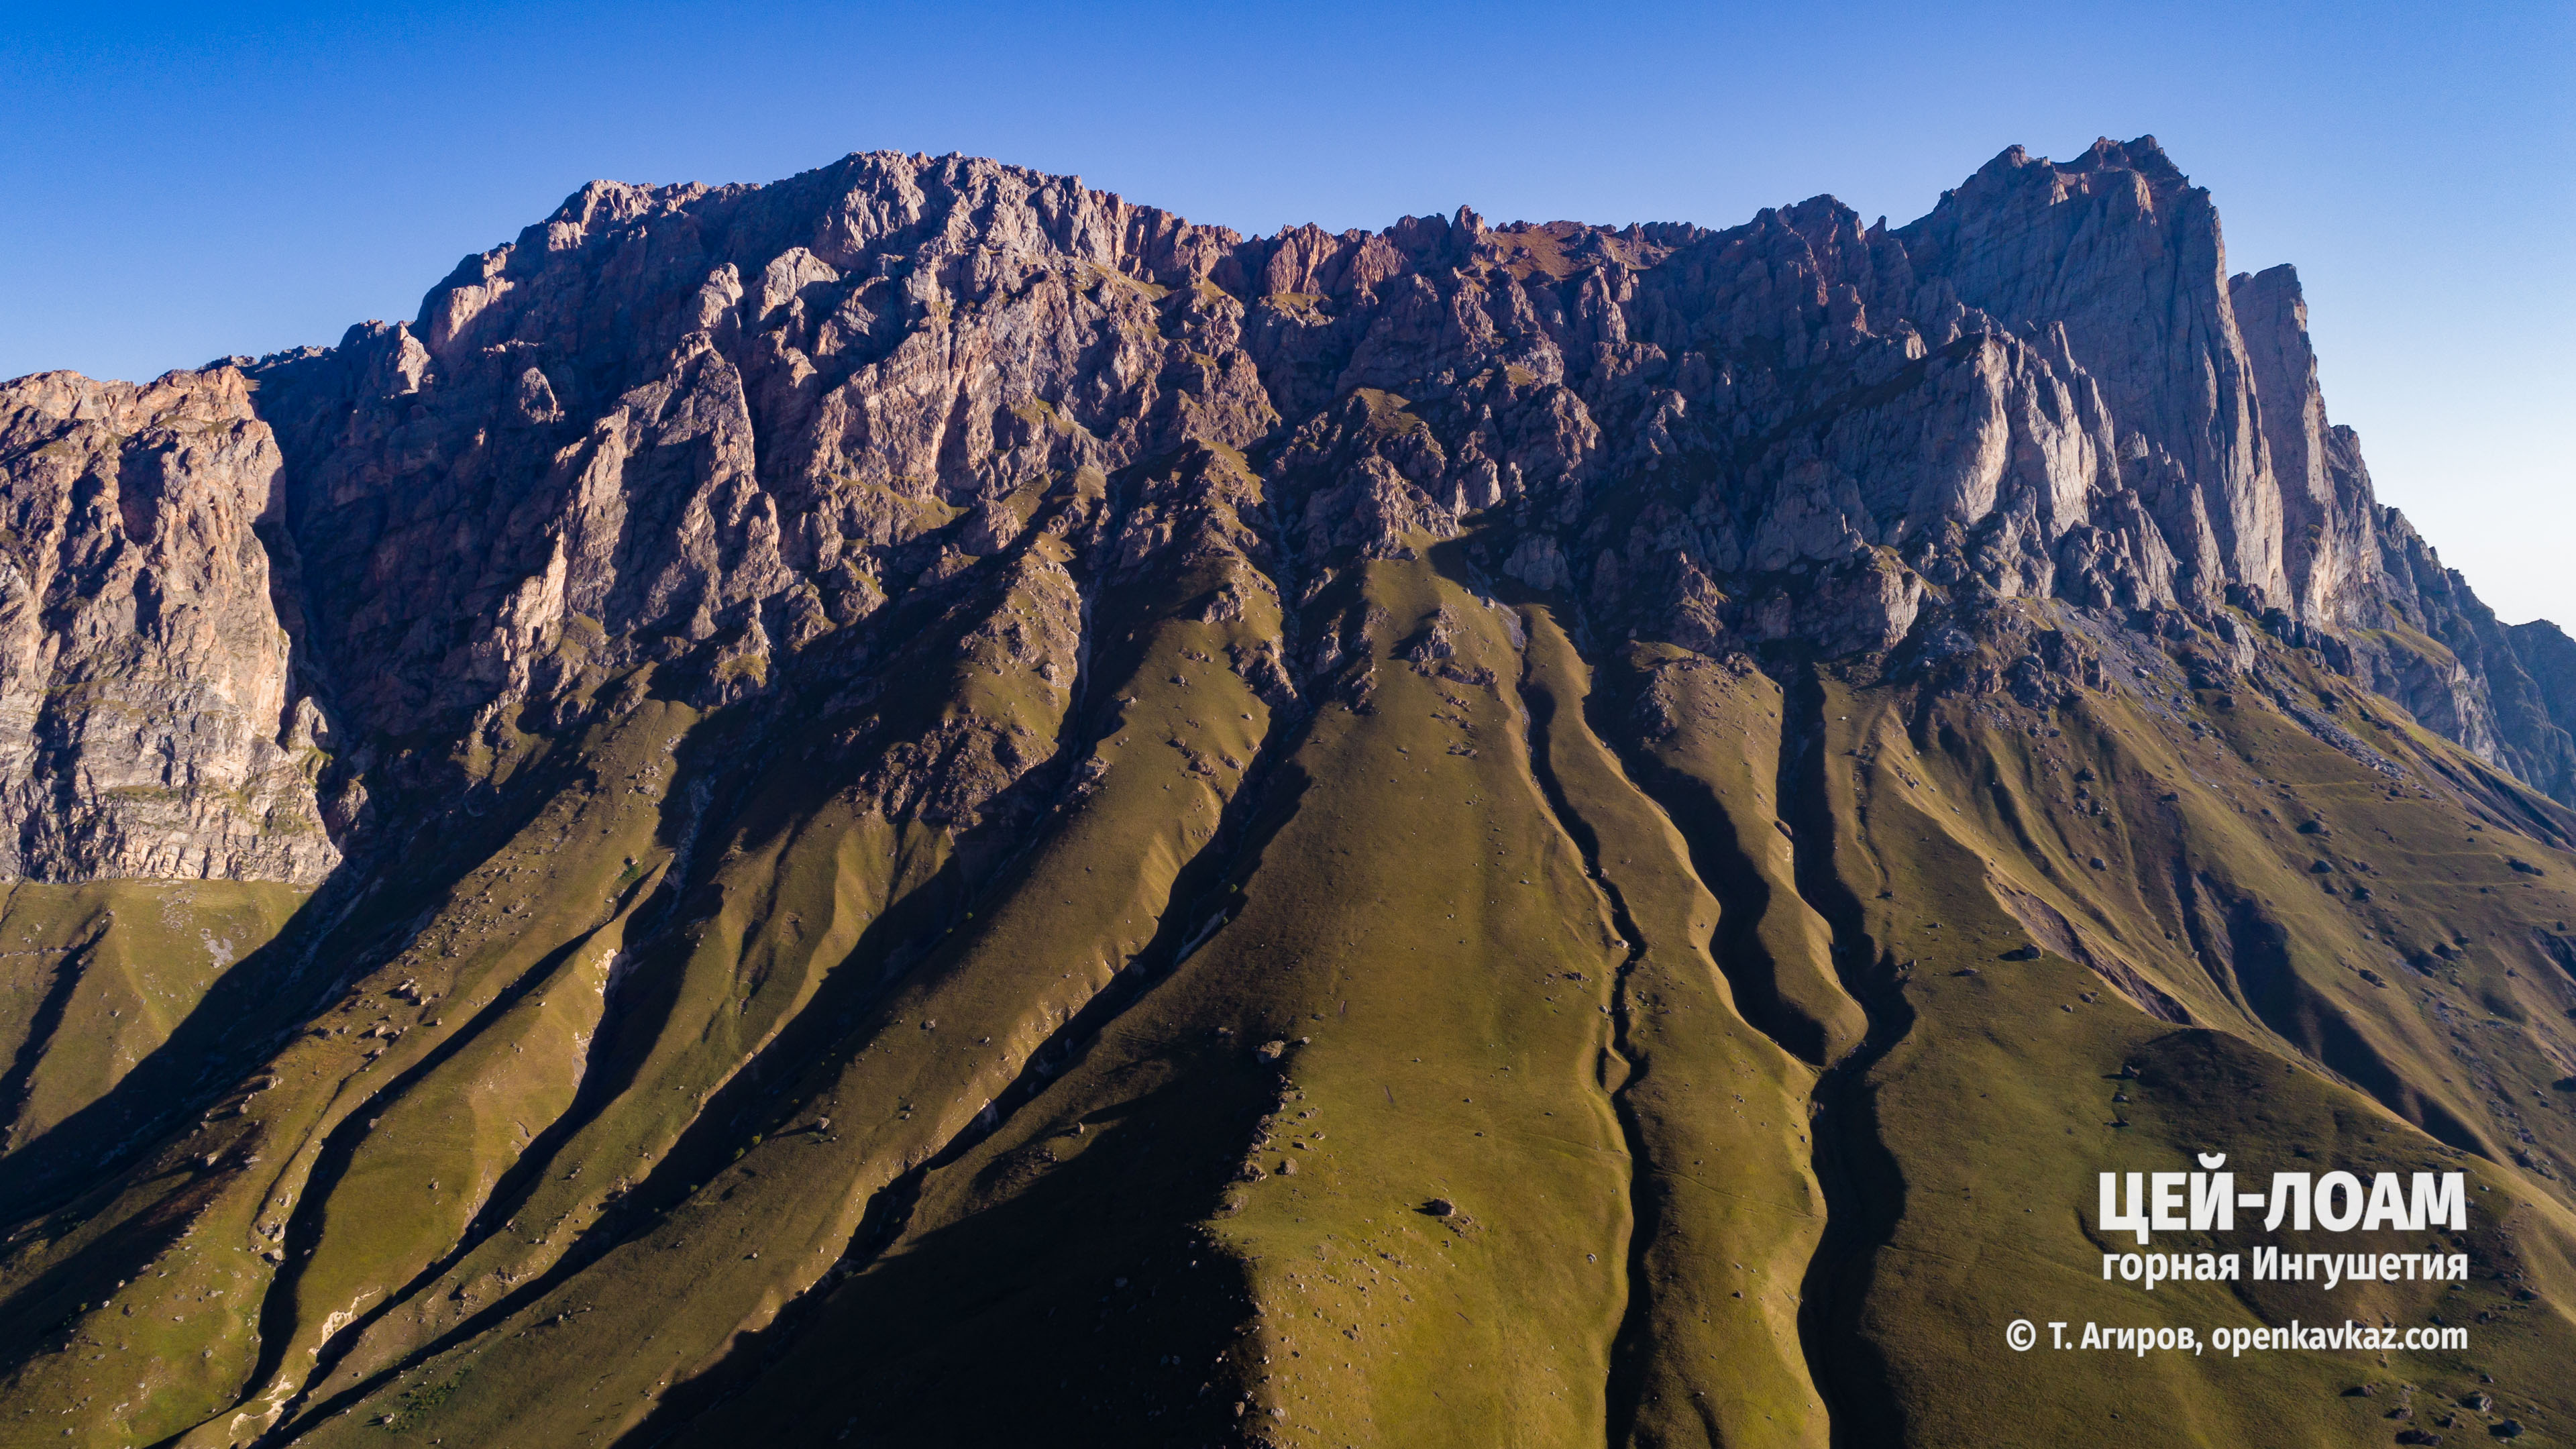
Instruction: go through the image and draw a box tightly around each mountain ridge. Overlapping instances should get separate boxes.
[1,136,2573,1448]
[119,138,2576,853]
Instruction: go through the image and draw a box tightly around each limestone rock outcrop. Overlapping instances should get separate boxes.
[221,137,2576,812]
[0,370,337,883]
[7,134,2574,850]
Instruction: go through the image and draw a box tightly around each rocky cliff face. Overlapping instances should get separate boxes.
[215,137,2576,815]
[9,138,2568,893]
[6,138,2576,1449]
[0,370,337,884]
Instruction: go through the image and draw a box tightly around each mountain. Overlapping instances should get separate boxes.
[2,135,2574,1448]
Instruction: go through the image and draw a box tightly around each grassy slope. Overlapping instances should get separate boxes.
[1174,562,1636,1448]
[272,472,1287,1446]
[524,555,1646,1448]
[1593,643,1866,1069]
[1805,620,2576,1446]
[0,881,308,1157]
[1514,606,1827,1446]
[0,695,712,1447]
[5,555,2576,1449]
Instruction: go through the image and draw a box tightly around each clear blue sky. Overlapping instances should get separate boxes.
[5,1,2569,623]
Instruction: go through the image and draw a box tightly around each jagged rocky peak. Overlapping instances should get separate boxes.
[0,368,340,883]
[286,135,2368,649]
[4,136,2573,896]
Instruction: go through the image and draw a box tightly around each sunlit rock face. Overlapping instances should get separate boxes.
[0,368,337,884]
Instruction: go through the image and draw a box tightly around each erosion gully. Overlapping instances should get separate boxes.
[1513,619,1918,1449]
[1778,665,1913,1449]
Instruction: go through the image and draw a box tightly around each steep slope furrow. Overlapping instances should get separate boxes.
[394,854,688,1241]
[0,918,100,1150]
[0,736,635,1235]
[249,533,1101,1425]
[1776,669,1913,1448]
[1587,947,1663,1446]
[1506,602,1833,1447]
[268,555,1291,1445]
[244,918,623,1427]
[1508,620,1662,1446]
[253,864,693,1432]
[1637,778,1824,1067]
[2222,873,2493,1157]
[1582,645,1864,1071]
[601,633,1322,1444]
[2167,857,2252,1020]
[0,925,303,1222]
[256,816,995,1444]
